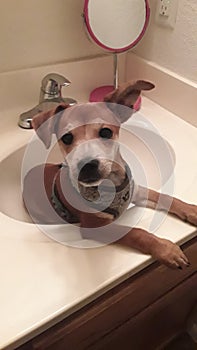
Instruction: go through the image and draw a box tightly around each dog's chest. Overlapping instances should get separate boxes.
[79,177,134,219]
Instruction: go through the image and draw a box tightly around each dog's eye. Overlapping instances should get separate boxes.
[61,133,73,145]
[99,128,113,139]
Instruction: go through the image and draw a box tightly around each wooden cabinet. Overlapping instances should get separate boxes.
[18,237,197,350]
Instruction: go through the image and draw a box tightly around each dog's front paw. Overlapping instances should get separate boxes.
[173,202,197,226]
[181,204,197,226]
[152,238,190,270]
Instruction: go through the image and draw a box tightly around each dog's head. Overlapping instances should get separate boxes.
[32,80,154,188]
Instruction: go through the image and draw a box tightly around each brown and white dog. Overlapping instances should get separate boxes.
[23,80,197,269]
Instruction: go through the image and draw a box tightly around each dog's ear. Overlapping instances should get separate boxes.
[32,103,69,149]
[104,80,155,123]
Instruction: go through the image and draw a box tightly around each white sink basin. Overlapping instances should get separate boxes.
[0,125,175,223]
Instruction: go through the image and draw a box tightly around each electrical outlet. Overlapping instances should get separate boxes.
[155,0,179,29]
[159,0,170,17]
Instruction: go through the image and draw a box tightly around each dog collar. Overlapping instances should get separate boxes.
[51,165,79,223]
[51,163,134,221]
[78,164,134,219]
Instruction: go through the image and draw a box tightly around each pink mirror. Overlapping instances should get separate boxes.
[83,0,150,106]
[84,0,150,53]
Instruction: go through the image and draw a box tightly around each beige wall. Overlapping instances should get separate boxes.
[133,0,197,82]
[0,0,101,73]
[0,0,196,83]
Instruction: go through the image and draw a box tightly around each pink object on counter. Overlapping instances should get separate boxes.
[134,95,142,111]
[89,85,142,111]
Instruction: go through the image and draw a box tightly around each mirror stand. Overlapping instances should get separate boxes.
[113,53,118,89]
[89,53,119,102]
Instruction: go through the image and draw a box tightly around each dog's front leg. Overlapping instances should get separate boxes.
[116,227,189,269]
[133,186,197,226]
[80,214,189,269]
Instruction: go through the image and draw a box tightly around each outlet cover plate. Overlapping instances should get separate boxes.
[155,0,179,29]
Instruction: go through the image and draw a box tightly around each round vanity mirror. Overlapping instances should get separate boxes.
[83,0,150,104]
[84,0,150,52]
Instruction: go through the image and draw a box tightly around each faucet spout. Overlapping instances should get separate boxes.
[18,73,76,129]
[39,73,71,102]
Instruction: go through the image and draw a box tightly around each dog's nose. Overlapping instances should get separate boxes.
[77,158,99,171]
[78,158,100,183]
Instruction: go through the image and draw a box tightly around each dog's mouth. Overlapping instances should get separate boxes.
[78,178,103,188]
[78,159,102,187]
[78,170,102,187]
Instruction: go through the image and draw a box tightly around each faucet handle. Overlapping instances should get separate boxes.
[40,73,71,99]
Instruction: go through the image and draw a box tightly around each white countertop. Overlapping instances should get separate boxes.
[0,97,197,349]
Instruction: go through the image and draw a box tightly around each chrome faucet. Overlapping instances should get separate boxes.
[18,73,77,129]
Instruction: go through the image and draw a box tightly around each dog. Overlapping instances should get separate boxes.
[23,80,197,269]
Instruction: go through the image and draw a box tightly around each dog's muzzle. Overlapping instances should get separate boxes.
[78,158,101,184]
